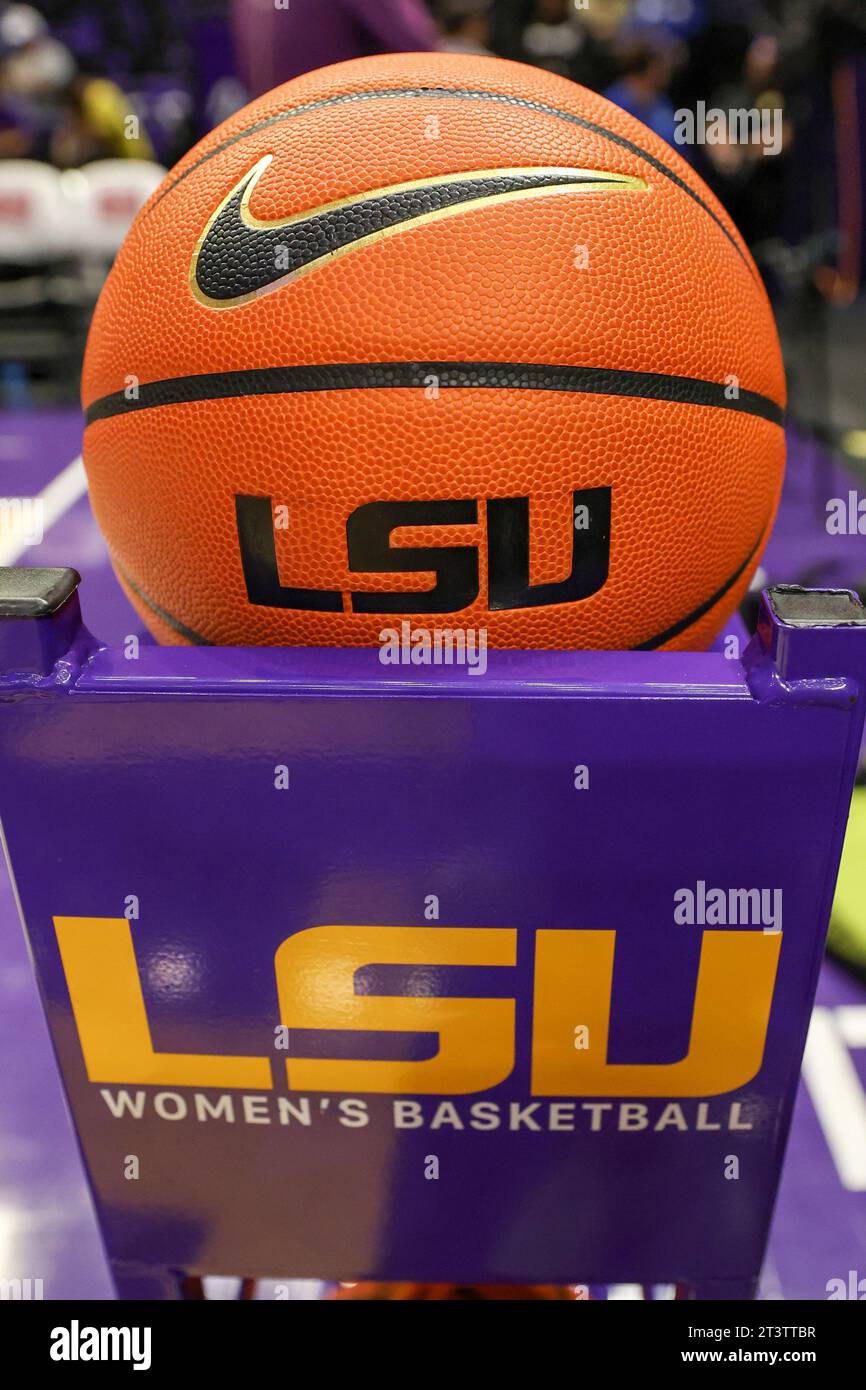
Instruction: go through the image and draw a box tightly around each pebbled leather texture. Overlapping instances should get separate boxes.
[192,164,644,305]
[82,51,786,650]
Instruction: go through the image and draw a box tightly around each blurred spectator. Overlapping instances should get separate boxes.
[0,0,43,53]
[0,3,69,156]
[520,0,618,90]
[52,70,155,164]
[33,0,186,83]
[521,0,583,79]
[0,2,153,164]
[231,0,439,97]
[688,29,789,247]
[628,0,706,44]
[603,35,678,147]
[439,2,493,56]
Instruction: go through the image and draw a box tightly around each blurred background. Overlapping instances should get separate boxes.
[1,0,865,440]
[1,0,865,1301]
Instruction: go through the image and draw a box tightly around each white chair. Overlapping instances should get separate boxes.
[0,160,66,264]
[74,159,166,258]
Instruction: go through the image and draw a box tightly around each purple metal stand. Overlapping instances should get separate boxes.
[2,567,865,1301]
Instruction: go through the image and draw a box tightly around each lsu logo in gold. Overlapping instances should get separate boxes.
[53,919,781,1098]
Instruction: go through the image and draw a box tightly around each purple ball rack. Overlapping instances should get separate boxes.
[1,568,865,1300]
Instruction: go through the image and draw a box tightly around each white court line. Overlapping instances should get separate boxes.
[802,1007,866,1191]
[758,1253,785,1301]
[837,1004,866,1049]
[0,454,87,566]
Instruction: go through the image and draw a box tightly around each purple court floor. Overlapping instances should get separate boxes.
[1,409,864,1300]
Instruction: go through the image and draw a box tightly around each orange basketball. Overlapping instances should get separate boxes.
[81,52,785,650]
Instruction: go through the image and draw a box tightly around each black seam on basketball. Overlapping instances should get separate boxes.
[149,86,754,277]
[118,563,212,645]
[632,528,765,650]
[85,361,783,426]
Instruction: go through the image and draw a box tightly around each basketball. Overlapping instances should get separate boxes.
[5,0,866,1320]
[80,51,785,649]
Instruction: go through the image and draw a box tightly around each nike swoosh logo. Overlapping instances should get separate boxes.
[190,157,647,307]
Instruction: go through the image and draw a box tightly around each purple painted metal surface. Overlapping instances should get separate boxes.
[0,862,115,1301]
[3,415,864,1301]
[1,575,865,1298]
